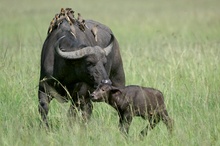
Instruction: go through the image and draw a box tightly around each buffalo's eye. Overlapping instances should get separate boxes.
[103,62,107,67]
[103,58,107,65]
[86,61,93,66]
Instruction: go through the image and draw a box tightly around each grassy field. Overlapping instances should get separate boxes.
[0,0,220,145]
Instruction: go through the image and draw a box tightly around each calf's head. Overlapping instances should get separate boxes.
[90,83,121,102]
[55,35,114,87]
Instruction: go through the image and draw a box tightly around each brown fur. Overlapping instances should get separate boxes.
[91,84,173,137]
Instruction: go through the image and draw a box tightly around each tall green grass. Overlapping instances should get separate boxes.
[0,0,220,145]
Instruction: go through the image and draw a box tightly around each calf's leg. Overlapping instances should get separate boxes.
[161,110,174,134]
[118,113,132,135]
[140,115,160,137]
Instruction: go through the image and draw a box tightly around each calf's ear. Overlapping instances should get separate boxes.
[110,87,122,96]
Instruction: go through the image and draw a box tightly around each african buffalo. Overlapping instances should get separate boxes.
[38,8,125,127]
[90,83,173,137]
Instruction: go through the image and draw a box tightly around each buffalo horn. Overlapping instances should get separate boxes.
[55,34,114,59]
[103,34,114,56]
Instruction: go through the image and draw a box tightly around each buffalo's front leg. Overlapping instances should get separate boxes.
[38,81,66,128]
[68,83,93,123]
[68,99,93,123]
[80,99,93,121]
[38,83,51,128]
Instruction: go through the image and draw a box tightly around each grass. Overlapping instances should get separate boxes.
[0,0,220,145]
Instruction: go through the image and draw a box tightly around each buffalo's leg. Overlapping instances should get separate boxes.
[38,84,51,128]
[80,100,93,122]
[68,83,93,123]
[67,103,80,125]
[68,97,93,122]
[67,100,80,117]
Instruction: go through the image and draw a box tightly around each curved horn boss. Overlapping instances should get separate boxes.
[55,34,114,59]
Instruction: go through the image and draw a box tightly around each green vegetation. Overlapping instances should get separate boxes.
[0,0,220,145]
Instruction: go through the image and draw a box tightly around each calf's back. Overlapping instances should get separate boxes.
[121,85,165,113]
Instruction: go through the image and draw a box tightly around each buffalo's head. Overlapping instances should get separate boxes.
[54,35,114,88]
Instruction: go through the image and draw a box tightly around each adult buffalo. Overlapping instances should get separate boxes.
[38,8,125,127]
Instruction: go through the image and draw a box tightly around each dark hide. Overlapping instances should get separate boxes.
[38,18,125,127]
[91,84,173,137]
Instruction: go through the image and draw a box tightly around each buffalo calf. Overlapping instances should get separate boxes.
[90,83,173,137]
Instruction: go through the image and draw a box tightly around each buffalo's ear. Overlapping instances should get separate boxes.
[110,87,122,96]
